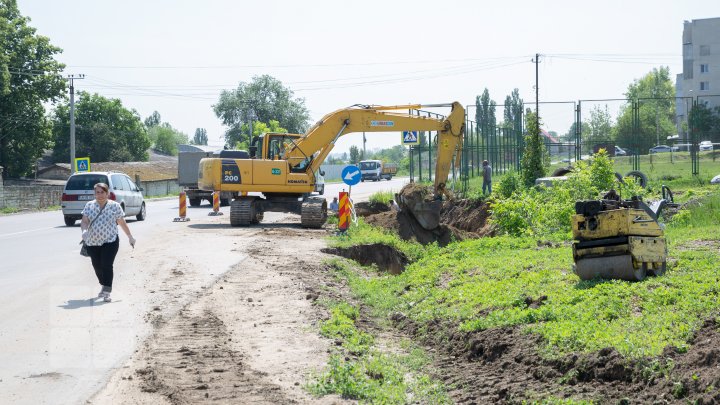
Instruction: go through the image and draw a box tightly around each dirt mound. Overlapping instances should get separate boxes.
[390,314,720,403]
[440,198,494,234]
[322,243,408,274]
[353,201,390,217]
[365,185,494,246]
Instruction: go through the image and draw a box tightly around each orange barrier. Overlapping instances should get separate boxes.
[173,191,190,222]
[338,191,349,231]
[208,191,223,216]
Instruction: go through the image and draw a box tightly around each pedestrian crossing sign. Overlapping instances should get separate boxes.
[402,130,419,145]
[74,157,91,172]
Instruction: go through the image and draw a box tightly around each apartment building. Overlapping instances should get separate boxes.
[675,17,720,136]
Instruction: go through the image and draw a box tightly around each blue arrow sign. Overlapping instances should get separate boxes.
[341,165,361,186]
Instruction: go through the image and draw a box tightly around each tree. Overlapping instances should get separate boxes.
[583,105,614,152]
[213,75,310,149]
[614,67,676,153]
[349,145,362,164]
[521,112,548,187]
[192,128,208,145]
[51,92,151,162]
[147,123,188,155]
[152,126,179,155]
[503,88,524,132]
[689,104,720,143]
[475,88,497,135]
[0,0,66,178]
[563,121,590,143]
[144,111,161,128]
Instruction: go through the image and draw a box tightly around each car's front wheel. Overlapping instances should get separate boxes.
[136,202,146,221]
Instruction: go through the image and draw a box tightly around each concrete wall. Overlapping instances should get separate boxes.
[319,164,345,181]
[0,184,65,210]
[136,179,182,197]
[0,178,181,210]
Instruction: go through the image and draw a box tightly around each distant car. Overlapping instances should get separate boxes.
[61,171,146,226]
[712,174,720,184]
[649,145,673,154]
[700,141,714,151]
[615,146,627,156]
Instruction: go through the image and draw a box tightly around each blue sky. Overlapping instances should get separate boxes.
[15,0,720,153]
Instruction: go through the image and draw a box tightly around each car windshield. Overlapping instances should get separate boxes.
[65,174,109,190]
[359,162,376,170]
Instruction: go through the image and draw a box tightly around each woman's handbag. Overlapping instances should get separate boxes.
[80,241,89,257]
[79,204,106,257]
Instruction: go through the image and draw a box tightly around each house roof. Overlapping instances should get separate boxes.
[46,159,178,181]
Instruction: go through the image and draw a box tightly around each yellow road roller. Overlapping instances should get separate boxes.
[572,188,675,281]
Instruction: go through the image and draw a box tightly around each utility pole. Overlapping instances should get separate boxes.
[531,53,541,141]
[362,132,366,159]
[65,74,85,174]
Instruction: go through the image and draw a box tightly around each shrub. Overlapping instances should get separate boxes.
[495,170,522,199]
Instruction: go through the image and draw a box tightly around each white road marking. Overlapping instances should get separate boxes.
[0,227,55,238]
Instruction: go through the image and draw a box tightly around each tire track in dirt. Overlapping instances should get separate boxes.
[135,306,289,404]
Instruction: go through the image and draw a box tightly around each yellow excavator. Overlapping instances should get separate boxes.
[198,102,466,228]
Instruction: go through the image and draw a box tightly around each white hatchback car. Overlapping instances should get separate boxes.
[700,141,714,151]
[61,171,146,226]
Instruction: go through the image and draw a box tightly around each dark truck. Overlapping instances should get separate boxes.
[178,150,244,207]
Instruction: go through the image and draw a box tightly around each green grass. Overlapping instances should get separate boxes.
[0,207,20,214]
[368,190,395,205]
[307,297,449,404]
[328,190,720,360]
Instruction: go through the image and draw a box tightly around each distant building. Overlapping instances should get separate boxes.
[178,144,220,153]
[676,17,720,138]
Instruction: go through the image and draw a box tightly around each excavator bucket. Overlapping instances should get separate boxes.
[397,183,443,231]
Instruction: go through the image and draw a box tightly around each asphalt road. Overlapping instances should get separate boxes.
[0,177,408,405]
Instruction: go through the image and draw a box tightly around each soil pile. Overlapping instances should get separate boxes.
[365,183,494,246]
[440,198,494,235]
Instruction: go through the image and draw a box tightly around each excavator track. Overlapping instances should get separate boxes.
[230,198,254,226]
[300,197,327,228]
[252,207,264,224]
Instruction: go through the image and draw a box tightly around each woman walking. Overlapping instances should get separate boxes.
[81,183,136,302]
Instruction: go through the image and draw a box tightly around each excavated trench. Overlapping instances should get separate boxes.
[322,243,409,274]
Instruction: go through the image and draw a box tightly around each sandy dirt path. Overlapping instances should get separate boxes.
[91,216,348,404]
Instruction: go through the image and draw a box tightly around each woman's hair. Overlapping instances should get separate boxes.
[94,182,109,193]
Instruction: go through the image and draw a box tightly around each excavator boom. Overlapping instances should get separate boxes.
[286,102,465,198]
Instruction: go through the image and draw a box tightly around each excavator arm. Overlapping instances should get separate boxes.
[284,102,465,198]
